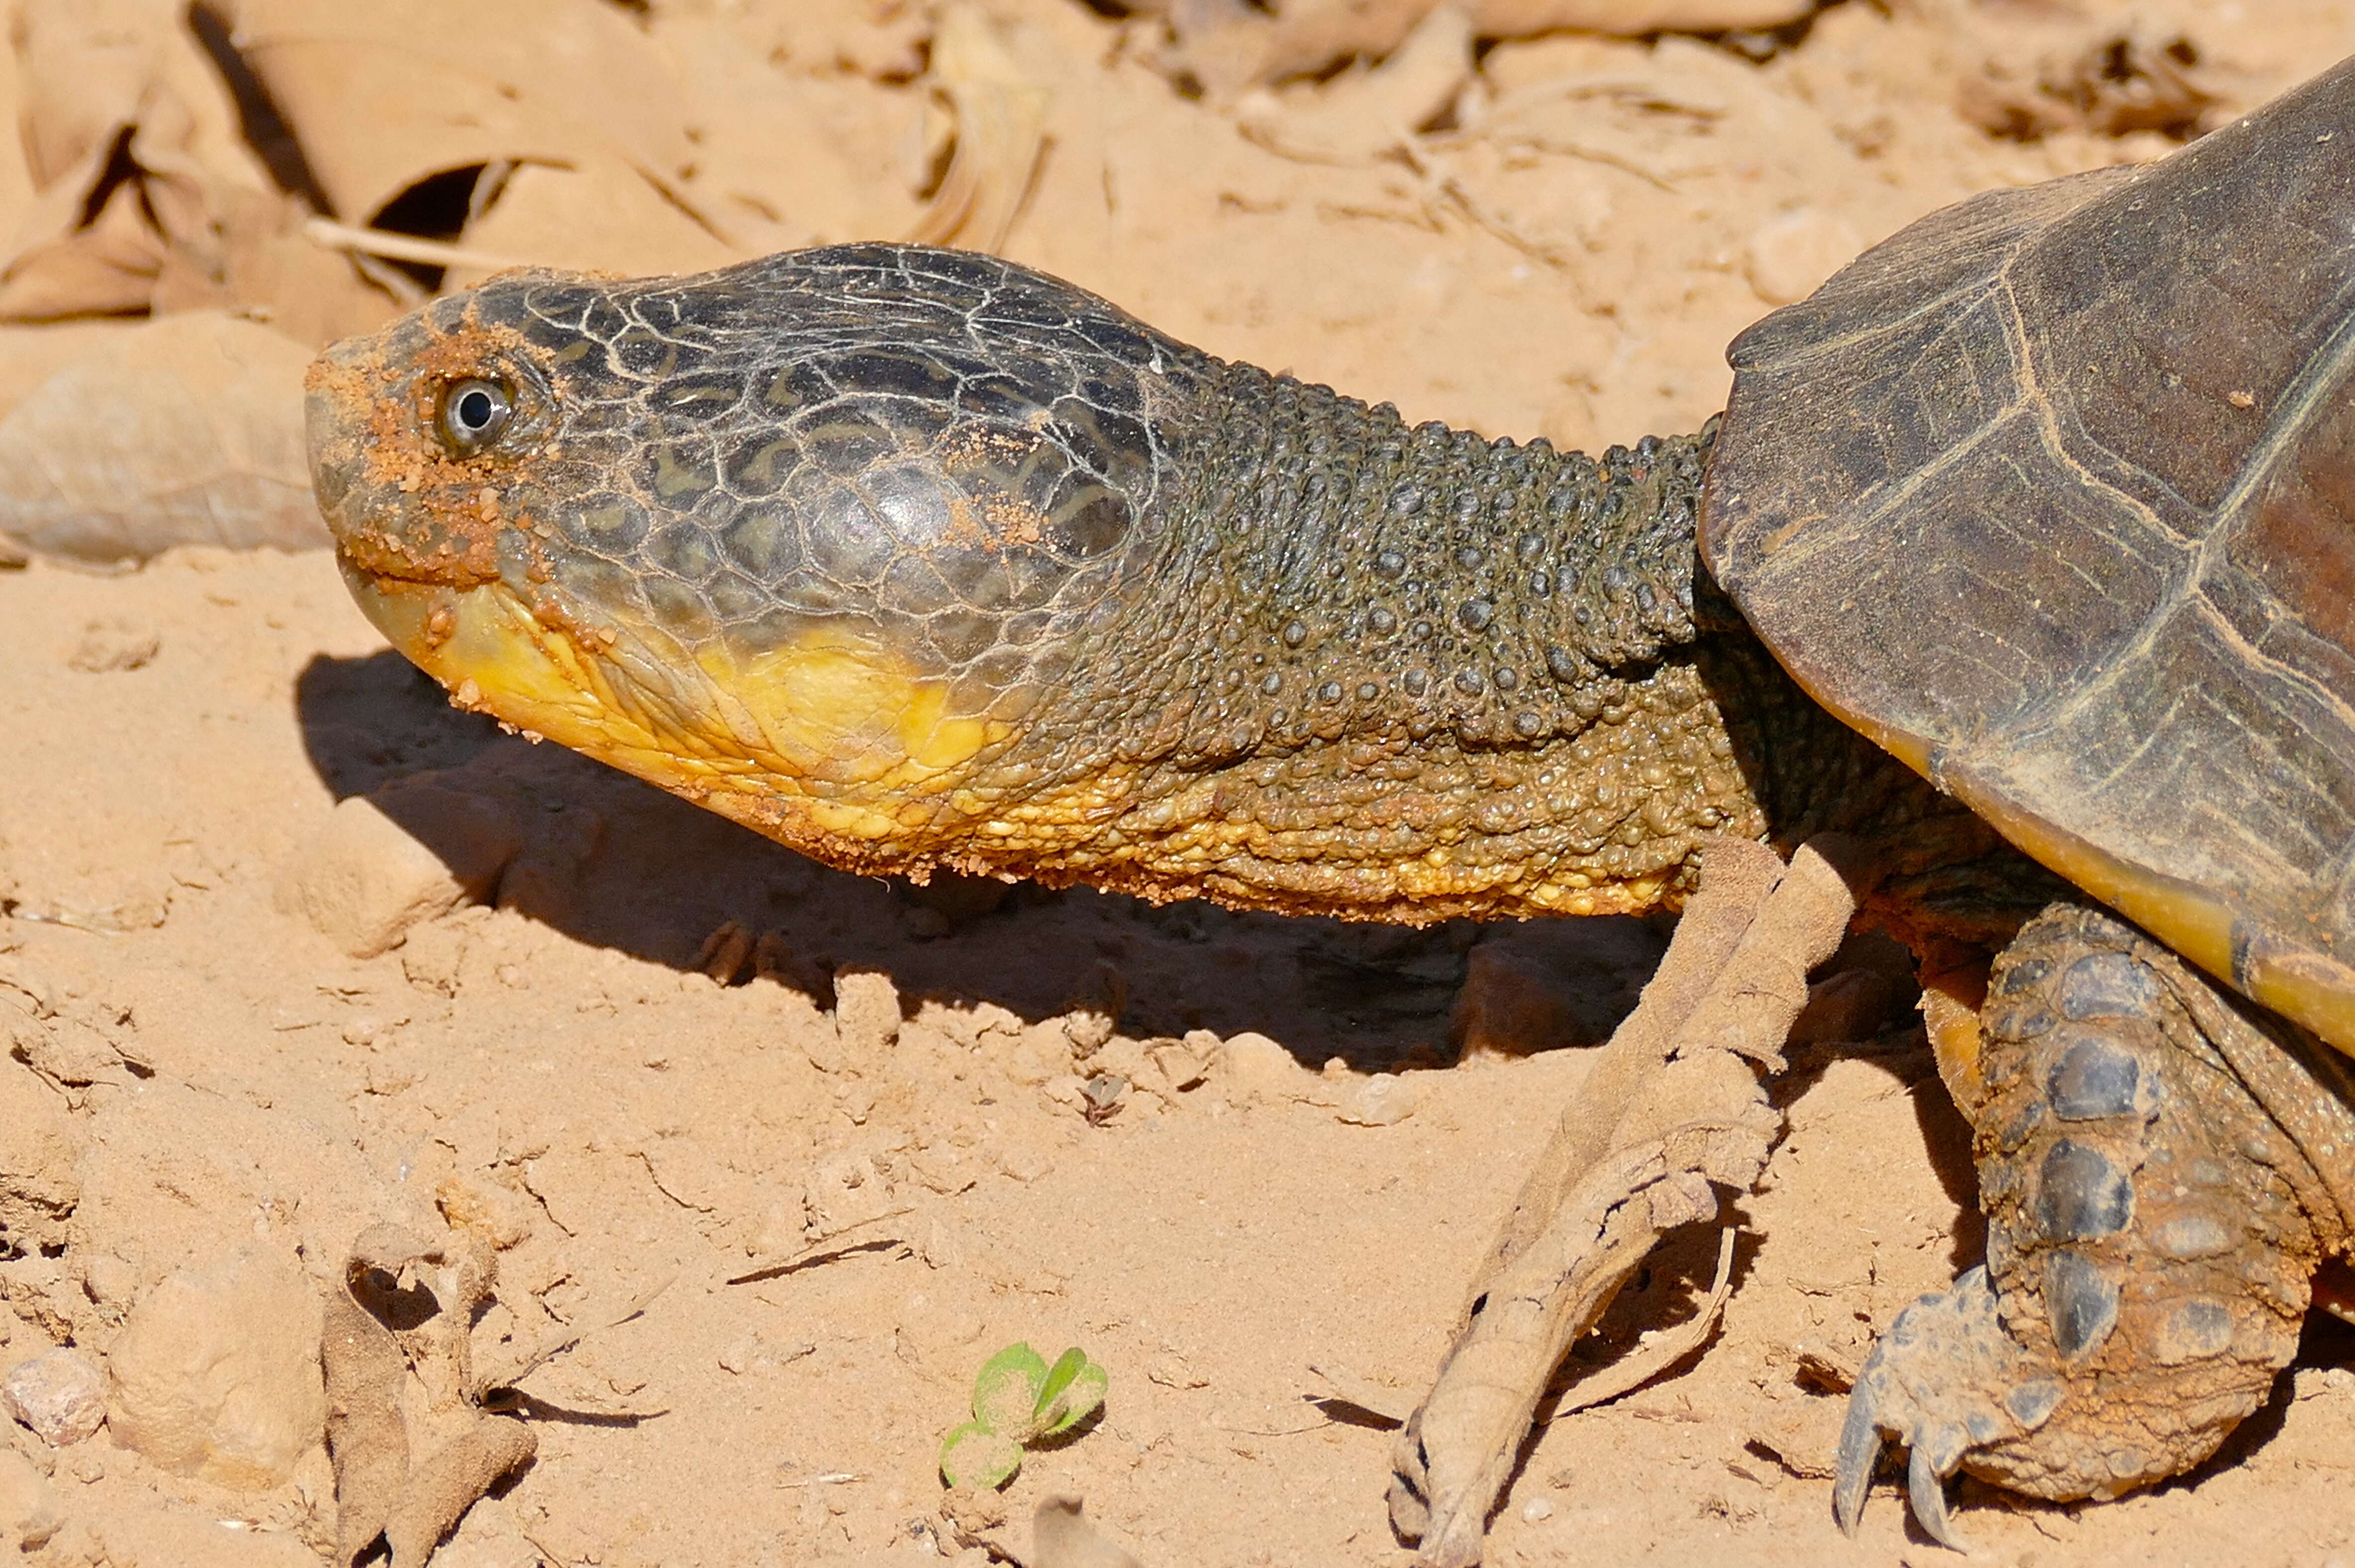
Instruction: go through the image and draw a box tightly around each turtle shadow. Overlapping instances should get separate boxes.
[1773,1029,1986,1278]
[292,650,1651,1072]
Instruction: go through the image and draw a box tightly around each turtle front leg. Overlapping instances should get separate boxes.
[1838,900,2355,1547]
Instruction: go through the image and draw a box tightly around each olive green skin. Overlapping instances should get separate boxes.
[306,74,2355,1535]
[308,244,2011,929]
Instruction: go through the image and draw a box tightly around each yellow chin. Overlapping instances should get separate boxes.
[342,567,1002,848]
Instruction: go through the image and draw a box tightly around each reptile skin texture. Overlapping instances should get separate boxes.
[1840,901,2355,1542]
[304,243,2353,1535]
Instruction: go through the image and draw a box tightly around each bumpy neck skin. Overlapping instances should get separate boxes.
[984,360,2015,927]
[306,240,2035,935]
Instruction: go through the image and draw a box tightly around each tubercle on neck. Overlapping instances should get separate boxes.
[1118,360,1715,769]
[955,375,1776,921]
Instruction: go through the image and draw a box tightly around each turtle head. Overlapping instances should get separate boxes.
[307,245,1195,867]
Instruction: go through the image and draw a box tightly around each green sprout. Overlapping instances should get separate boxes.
[938,1343,1108,1489]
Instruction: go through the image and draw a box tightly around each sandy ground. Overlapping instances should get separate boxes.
[8,2,2355,1566]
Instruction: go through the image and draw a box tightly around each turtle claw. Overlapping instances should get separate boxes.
[1833,1363,1972,1552]
[1830,1266,2056,1551]
[1907,1442,1970,1554]
[1832,1388,1881,1536]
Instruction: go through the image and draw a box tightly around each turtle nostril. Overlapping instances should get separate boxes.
[311,452,351,512]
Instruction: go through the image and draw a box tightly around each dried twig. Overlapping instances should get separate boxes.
[725,1209,915,1286]
[1390,836,1866,1568]
[303,218,531,275]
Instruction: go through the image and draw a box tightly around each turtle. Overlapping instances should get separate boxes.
[303,53,2355,1550]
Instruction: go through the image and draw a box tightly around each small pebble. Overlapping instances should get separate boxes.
[1521,1496,1555,1523]
[1,1348,107,1445]
[1337,1073,1417,1126]
[0,1449,63,1548]
[66,619,159,673]
[1219,1031,1314,1104]
[272,777,523,959]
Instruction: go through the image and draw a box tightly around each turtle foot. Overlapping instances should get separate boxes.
[1842,898,2355,1546]
[1833,1265,2062,1551]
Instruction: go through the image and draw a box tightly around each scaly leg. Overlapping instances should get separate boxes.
[1838,900,2355,1547]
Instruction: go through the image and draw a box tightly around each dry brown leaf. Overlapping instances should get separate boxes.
[1472,0,1813,33]
[153,188,400,347]
[1961,28,2218,142]
[0,321,136,422]
[0,24,36,241]
[1234,2,1472,165]
[225,0,716,230]
[1393,837,1860,1568]
[0,311,324,563]
[734,0,932,81]
[1155,0,1424,98]
[323,1226,534,1568]
[649,12,928,250]
[0,9,326,328]
[9,0,273,209]
[0,91,135,293]
[322,1282,408,1568]
[907,5,1051,254]
[442,159,744,293]
[9,0,171,189]
[1154,0,1816,95]
[0,177,164,320]
[1541,1225,1740,1418]
[382,1417,537,1568]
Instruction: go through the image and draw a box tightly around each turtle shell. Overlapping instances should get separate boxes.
[1700,57,2355,1054]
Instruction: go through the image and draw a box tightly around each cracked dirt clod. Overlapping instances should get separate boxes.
[324,1278,408,1566]
[383,1416,537,1568]
[105,1242,328,1489]
[1391,836,1863,1568]
[322,1225,536,1568]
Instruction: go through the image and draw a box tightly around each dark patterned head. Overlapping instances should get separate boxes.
[307,244,1204,859]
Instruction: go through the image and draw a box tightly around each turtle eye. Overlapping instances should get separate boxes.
[438,377,513,453]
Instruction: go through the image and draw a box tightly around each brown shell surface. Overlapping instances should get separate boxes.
[1701,56,2355,1054]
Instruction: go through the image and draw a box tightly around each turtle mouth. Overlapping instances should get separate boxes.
[331,561,774,798]
[334,562,673,763]
[333,552,1007,847]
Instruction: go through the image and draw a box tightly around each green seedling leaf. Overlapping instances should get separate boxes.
[943,1341,1110,1489]
[939,1420,1024,1490]
[1032,1349,1108,1439]
[972,1342,1049,1434]
[1035,1346,1087,1417]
